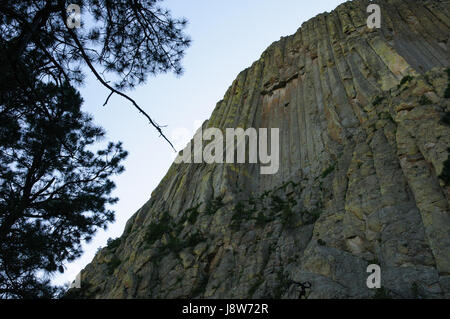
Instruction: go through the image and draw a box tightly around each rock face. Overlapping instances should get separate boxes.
[74,0,450,299]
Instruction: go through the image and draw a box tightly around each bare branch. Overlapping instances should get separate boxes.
[103,91,113,106]
[59,6,177,151]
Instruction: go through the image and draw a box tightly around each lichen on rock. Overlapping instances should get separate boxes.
[71,0,450,299]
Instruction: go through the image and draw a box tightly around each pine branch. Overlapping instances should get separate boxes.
[60,6,176,152]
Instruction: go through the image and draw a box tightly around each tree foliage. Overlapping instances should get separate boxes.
[1,0,190,147]
[0,0,189,298]
[0,70,128,298]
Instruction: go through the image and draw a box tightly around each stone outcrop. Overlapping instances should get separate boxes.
[72,0,450,299]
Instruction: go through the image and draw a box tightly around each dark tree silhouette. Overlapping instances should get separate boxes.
[0,0,190,298]
[1,0,191,148]
[0,67,128,298]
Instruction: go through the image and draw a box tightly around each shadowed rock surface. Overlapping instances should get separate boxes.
[72,0,450,299]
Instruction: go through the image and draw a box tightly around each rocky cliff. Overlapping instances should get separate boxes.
[72,0,450,299]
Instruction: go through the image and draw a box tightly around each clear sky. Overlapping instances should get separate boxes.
[52,0,348,286]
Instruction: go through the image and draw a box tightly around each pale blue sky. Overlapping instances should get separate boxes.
[53,0,347,286]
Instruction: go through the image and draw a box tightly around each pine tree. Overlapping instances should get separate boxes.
[0,0,190,298]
